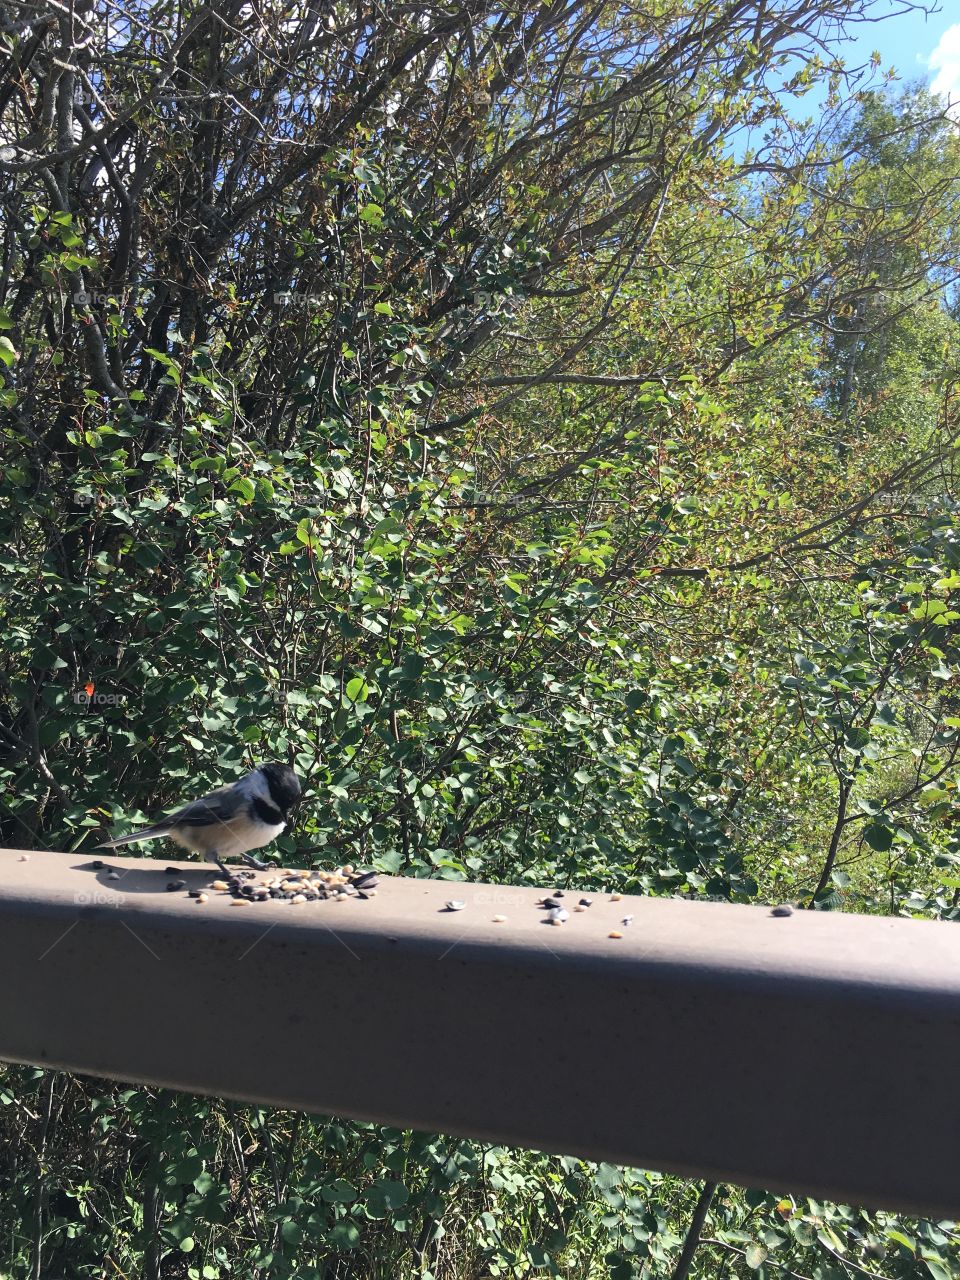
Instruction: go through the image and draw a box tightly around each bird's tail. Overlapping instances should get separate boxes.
[97,824,171,849]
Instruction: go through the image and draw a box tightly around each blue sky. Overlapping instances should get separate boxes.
[834,3,960,107]
[731,5,960,157]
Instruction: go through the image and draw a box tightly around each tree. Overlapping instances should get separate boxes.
[3,4,960,1277]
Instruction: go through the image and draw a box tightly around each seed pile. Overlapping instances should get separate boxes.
[84,860,641,931]
[178,865,380,905]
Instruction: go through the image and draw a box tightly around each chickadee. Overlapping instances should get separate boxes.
[98,763,301,878]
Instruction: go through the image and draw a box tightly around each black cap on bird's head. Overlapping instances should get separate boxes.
[257,762,302,814]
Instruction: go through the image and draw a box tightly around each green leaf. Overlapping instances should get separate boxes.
[922,1256,953,1280]
[345,677,369,703]
[594,1164,620,1191]
[327,1220,361,1248]
[912,599,948,620]
[166,1154,204,1185]
[886,1230,915,1252]
[744,1242,767,1269]
[375,849,403,873]
[191,456,223,473]
[364,1177,409,1218]
[863,823,894,852]
[295,518,321,548]
[321,1179,357,1204]
[791,1220,816,1245]
[0,336,17,367]
[281,1220,302,1245]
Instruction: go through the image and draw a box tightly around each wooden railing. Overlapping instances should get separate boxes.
[2,847,958,1215]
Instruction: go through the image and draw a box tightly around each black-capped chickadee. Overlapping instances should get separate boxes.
[98,762,301,878]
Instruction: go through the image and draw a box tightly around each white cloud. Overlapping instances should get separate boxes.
[929,23,960,114]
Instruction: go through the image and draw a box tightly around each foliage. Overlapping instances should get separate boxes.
[2,1068,958,1280]
[1,1,960,1277]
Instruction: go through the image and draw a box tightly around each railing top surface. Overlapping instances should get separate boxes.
[2,847,959,994]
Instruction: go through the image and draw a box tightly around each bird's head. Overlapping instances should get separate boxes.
[257,762,302,815]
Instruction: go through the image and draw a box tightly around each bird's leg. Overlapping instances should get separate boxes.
[241,851,268,870]
[211,854,233,880]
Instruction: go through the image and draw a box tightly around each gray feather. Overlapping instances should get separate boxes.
[163,786,244,828]
[98,822,173,849]
[98,784,240,848]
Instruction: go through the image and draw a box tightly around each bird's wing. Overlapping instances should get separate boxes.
[165,783,243,828]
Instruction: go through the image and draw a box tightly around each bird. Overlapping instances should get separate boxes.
[97,763,301,879]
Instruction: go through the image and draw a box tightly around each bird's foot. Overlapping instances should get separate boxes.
[241,852,268,870]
